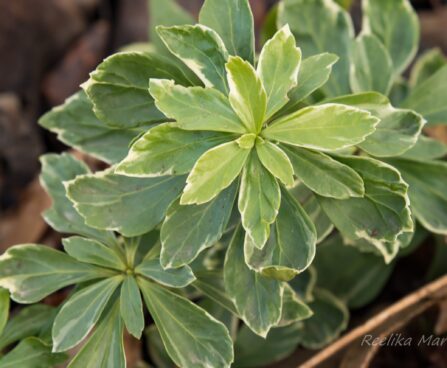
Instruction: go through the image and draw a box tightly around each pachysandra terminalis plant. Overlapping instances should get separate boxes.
[0,0,446,366]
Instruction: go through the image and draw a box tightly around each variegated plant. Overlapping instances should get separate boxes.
[0,0,446,367]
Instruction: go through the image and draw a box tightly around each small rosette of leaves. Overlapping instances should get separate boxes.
[0,154,234,368]
[114,23,391,275]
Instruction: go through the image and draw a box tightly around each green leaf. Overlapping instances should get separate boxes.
[257,25,301,119]
[318,156,412,257]
[278,0,354,97]
[66,169,185,236]
[0,245,112,303]
[402,65,447,125]
[256,140,294,186]
[386,158,447,235]
[297,289,349,349]
[0,304,55,350]
[400,135,447,160]
[350,33,393,95]
[161,182,237,268]
[39,153,115,246]
[409,48,447,87]
[199,0,255,63]
[289,266,317,302]
[281,53,339,116]
[135,258,195,288]
[145,325,176,368]
[193,271,238,315]
[0,288,9,336]
[84,52,196,128]
[260,4,278,45]
[278,284,313,327]
[362,0,419,75]
[52,276,122,352]
[314,234,393,308]
[282,145,364,199]
[263,104,378,151]
[138,278,234,368]
[157,25,230,93]
[149,79,245,133]
[149,0,194,51]
[244,188,316,281]
[116,124,234,177]
[181,140,249,205]
[0,337,66,368]
[68,300,125,368]
[233,323,303,368]
[120,276,144,339]
[224,227,282,337]
[238,152,280,249]
[326,92,425,157]
[62,236,126,271]
[226,56,267,133]
[39,91,145,164]
[291,182,336,244]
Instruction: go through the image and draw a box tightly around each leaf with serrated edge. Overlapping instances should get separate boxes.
[83,52,196,128]
[263,104,378,151]
[149,79,246,133]
[283,145,364,199]
[39,154,116,246]
[257,25,301,119]
[157,25,230,93]
[161,182,237,268]
[181,140,249,205]
[326,92,425,157]
[244,188,316,281]
[0,245,113,304]
[226,56,267,133]
[66,169,185,237]
[116,123,234,177]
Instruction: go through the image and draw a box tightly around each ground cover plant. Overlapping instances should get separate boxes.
[0,0,446,367]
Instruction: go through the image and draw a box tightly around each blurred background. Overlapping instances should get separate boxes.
[0,1,446,367]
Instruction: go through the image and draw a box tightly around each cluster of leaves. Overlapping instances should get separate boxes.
[0,0,446,367]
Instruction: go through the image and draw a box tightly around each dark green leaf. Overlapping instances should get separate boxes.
[157,25,229,93]
[39,153,116,246]
[224,227,282,336]
[138,278,234,368]
[68,300,125,368]
[244,189,316,281]
[0,337,66,368]
[135,258,195,288]
[199,0,255,63]
[66,169,185,237]
[161,182,237,268]
[278,0,354,96]
[39,91,145,164]
[120,276,144,339]
[0,245,113,303]
[52,276,123,352]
